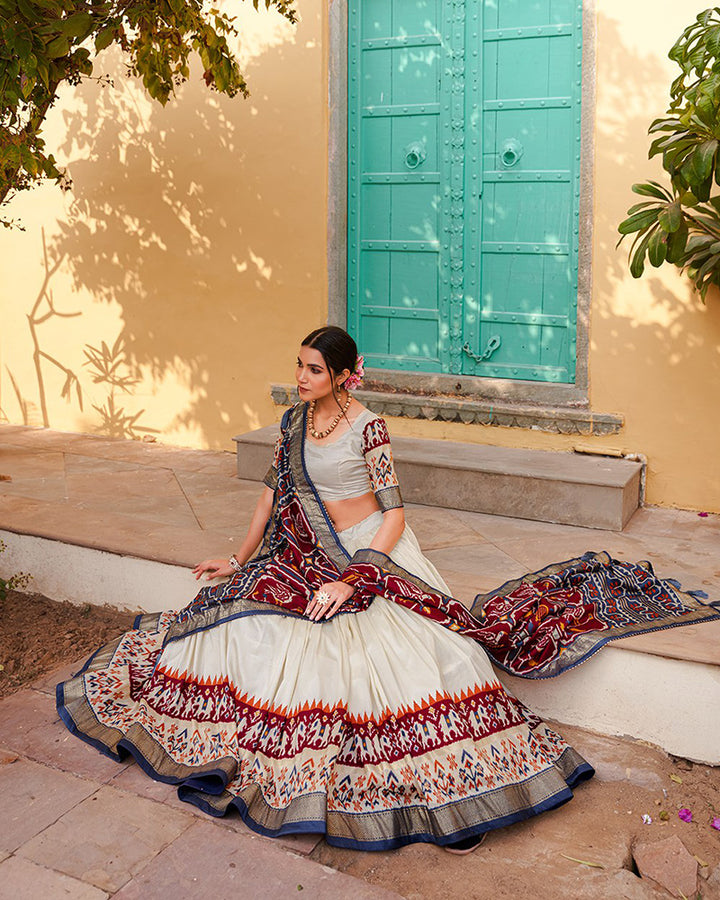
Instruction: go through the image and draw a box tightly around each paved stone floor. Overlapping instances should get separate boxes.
[1,425,720,898]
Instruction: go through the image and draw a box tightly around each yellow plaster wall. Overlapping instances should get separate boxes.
[0,0,327,447]
[2,1,720,511]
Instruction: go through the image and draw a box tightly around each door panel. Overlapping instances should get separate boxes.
[348,0,446,372]
[348,0,582,383]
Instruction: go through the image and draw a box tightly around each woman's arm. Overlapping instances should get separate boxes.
[368,506,405,555]
[193,486,274,580]
[233,485,275,565]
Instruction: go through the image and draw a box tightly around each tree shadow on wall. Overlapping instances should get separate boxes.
[592,10,720,485]
[47,15,321,447]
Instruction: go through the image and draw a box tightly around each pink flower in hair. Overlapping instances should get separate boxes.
[344,354,365,391]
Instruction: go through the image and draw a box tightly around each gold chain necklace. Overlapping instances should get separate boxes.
[308,394,352,440]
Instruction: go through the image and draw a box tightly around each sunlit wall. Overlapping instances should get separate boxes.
[0,0,326,446]
[1,1,719,511]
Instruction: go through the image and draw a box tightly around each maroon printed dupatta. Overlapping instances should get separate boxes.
[172,403,720,679]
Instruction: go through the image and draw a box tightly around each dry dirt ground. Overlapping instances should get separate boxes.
[0,589,134,699]
[1,590,719,898]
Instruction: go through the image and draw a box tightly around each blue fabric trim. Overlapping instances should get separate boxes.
[56,682,125,764]
[176,763,595,850]
[163,606,303,644]
[164,601,365,646]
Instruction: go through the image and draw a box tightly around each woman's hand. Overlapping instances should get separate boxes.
[193,558,235,580]
[306,581,355,621]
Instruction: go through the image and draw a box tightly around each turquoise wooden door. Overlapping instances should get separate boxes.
[347,0,583,383]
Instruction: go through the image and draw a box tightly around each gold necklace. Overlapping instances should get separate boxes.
[308,394,352,439]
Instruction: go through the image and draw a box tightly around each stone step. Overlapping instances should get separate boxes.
[233,425,643,531]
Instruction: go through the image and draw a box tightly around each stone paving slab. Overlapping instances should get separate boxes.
[0,493,237,567]
[0,757,99,853]
[31,656,90,695]
[424,540,527,580]
[0,855,109,900]
[0,425,237,475]
[402,505,491,551]
[0,689,131,783]
[16,785,194,893]
[108,762,323,857]
[111,819,403,900]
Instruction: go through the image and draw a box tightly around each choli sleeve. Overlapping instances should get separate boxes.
[361,416,403,512]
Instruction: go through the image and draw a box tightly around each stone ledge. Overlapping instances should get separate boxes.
[270,384,623,436]
[234,424,643,530]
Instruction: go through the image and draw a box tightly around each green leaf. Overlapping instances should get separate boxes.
[631,182,672,200]
[696,173,714,202]
[707,24,720,55]
[35,57,49,88]
[95,26,115,52]
[629,229,655,279]
[648,228,668,266]
[667,221,689,263]
[46,34,69,58]
[627,200,661,215]
[689,45,708,73]
[20,74,35,98]
[648,117,683,133]
[61,12,93,40]
[695,93,716,126]
[689,139,718,183]
[698,9,715,27]
[618,207,661,235]
[16,0,35,20]
[658,201,682,232]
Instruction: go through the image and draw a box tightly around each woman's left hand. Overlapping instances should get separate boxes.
[306,581,355,621]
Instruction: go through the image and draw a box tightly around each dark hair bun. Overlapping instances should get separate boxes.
[301,326,357,379]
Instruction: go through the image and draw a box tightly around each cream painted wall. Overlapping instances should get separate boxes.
[0,0,327,447]
[1,2,719,512]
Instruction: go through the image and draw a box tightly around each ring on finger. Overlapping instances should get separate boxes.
[315,589,331,607]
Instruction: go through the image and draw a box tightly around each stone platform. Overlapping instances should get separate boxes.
[0,423,718,764]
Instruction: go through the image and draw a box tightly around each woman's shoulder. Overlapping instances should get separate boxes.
[349,404,377,425]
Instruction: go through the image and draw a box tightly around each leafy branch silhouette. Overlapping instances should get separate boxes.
[26,229,83,426]
[83,336,159,439]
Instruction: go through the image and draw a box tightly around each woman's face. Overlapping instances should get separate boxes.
[296,346,334,401]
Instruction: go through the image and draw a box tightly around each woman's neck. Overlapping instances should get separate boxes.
[312,393,349,418]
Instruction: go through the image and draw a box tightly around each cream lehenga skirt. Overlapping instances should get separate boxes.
[57,513,593,849]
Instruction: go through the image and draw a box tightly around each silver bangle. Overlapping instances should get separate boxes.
[229,555,243,573]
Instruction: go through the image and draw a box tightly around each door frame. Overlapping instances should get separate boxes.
[327,0,597,406]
